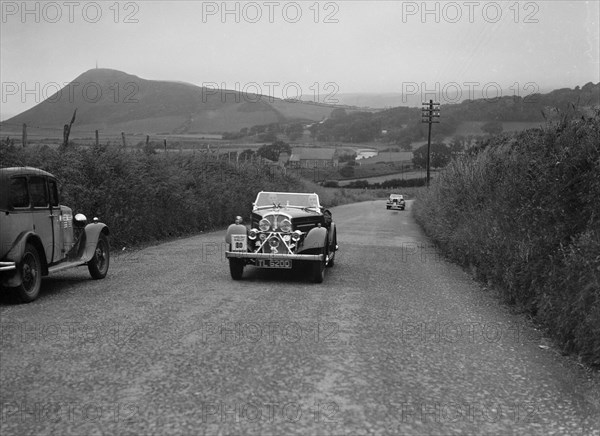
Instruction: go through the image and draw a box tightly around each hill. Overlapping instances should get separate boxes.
[3,69,336,134]
[308,83,599,144]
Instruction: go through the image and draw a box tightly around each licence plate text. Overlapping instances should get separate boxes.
[256,259,292,269]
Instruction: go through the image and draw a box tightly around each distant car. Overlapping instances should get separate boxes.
[0,167,110,302]
[386,194,405,210]
[225,191,337,283]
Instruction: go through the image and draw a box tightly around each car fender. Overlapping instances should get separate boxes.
[225,224,247,245]
[79,223,110,262]
[300,226,328,253]
[328,223,337,250]
[1,231,47,287]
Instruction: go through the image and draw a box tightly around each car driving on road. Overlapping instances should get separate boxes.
[386,193,405,210]
[225,191,337,283]
[0,167,110,302]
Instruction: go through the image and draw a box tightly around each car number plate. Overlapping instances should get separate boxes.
[231,235,247,251]
[256,259,292,269]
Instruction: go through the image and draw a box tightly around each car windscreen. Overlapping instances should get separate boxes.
[255,192,320,209]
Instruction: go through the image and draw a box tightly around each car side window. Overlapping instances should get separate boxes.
[48,179,59,207]
[29,176,48,208]
[9,177,29,208]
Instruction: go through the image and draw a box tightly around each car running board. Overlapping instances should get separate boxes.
[48,261,86,274]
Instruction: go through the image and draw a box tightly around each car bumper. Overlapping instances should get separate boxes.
[387,204,405,209]
[0,261,16,272]
[225,252,324,261]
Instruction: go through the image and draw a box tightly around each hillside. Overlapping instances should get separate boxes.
[308,83,599,144]
[4,69,335,134]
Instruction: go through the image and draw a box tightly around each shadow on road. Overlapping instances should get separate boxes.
[0,274,90,306]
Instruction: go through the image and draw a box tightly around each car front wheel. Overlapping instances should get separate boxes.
[15,243,42,303]
[88,233,110,279]
[229,259,244,280]
[311,259,324,283]
[327,231,337,268]
[311,243,327,283]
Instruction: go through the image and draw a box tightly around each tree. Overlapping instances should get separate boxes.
[256,141,291,162]
[412,142,452,169]
[481,120,503,136]
[330,108,347,120]
[400,137,413,151]
[450,135,466,153]
[285,123,304,141]
[338,152,357,163]
[339,164,355,178]
[239,149,255,161]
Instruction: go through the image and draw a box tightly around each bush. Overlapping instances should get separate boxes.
[339,164,355,178]
[346,180,369,189]
[413,113,600,367]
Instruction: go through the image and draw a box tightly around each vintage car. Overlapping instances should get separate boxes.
[386,193,405,210]
[0,167,110,302]
[225,191,337,283]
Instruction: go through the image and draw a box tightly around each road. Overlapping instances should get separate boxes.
[1,200,599,435]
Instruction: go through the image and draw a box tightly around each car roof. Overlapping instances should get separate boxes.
[0,167,56,180]
[389,193,403,197]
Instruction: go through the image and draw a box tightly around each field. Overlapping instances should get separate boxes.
[452,121,544,137]
[337,169,435,186]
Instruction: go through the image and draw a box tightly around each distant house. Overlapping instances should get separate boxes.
[278,151,291,166]
[288,147,338,169]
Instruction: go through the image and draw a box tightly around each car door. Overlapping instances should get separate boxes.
[29,176,55,264]
[0,176,34,259]
[47,178,63,263]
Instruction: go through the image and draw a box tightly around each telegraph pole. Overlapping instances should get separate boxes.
[421,100,440,187]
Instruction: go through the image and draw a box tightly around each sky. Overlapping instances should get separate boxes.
[1,0,599,119]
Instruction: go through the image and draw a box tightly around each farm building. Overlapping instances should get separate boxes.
[287,147,339,169]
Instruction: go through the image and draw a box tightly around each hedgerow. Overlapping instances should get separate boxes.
[413,113,600,367]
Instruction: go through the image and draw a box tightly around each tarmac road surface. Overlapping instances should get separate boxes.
[1,200,599,435]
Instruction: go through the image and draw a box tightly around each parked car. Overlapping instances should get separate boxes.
[386,193,405,210]
[225,191,337,283]
[0,167,110,302]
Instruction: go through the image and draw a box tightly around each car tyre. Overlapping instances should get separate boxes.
[311,243,327,283]
[229,259,244,280]
[15,243,42,303]
[88,233,110,279]
[327,231,337,268]
[311,260,324,283]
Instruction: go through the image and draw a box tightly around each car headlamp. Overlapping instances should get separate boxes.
[280,219,292,233]
[269,237,280,248]
[291,230,302,242]
[259,218,271,232]
[248,228,259,240]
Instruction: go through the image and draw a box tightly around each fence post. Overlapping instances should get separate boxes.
[22,123,27,148]
[63,124,69,146]
[163,139,167,152]
[146,135,150,146]
[95,130,99,146]
[121,132,126,147]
